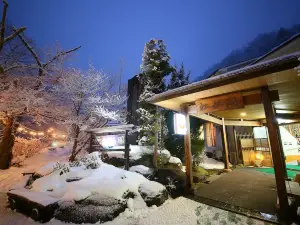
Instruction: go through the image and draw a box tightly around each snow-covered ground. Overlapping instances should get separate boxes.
[0,146,72,192]
[199,156,226,170]
[0,146,268,225]
[0,193,269,225]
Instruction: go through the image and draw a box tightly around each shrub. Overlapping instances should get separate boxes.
[53,162,70,175]
[12,137,50,164]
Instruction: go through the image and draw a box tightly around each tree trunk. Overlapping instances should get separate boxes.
[0,117,14,169]
[69,125,80,162]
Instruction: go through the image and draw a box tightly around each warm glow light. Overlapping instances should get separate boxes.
[174,113,187,135]
[52,141,57,147]
[240,112,247,116]
[255,153,264,160]
[17,127,23,132]
[38,132,44,136]
[47,127,54,133]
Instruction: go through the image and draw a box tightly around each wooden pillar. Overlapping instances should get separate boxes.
[124,130,130,171]
[275,125,288,178]
[182,106,193,191]
[222,118,230,170]
[261,87,289,214]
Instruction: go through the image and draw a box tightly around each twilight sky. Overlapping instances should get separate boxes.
[6,0,300,82]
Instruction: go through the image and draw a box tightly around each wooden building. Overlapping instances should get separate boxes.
[146,33,300,214]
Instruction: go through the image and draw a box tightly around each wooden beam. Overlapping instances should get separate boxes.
[195,92,244,114]
[224,120,262,127]
[261,87,289,215]
[189,105,261,126]
[182,105,193,192]
[222,118,230,170]
[188,105,222,125]
[243,90,279,105]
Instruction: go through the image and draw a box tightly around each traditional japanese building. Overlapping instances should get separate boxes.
[146,33,300,215]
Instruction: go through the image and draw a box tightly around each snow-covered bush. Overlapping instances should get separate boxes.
[12,137,50,165]
[157,149,171,167]
[80,152,102,169]
[70,152,102,169]
[52,162,70,175]
[169,156,182,166]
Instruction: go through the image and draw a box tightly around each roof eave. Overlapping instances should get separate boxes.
[147,51,300,104]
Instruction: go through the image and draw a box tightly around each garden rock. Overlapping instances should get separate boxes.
[138,181,168,207]
[129,165,154,177]
[153,168,185,198]
[55,195,127,224]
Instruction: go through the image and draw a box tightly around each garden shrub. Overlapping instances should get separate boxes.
[12,137,50,165]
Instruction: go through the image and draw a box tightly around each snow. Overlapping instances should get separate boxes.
[106,145,153,160]
[0,144,269,225]
[0,146,72,192]
[129,165,153,175]
[169,156,182,165]
[8,189,58,206]
[30,162,149,202]
[139,181,166,198]
[199,156,225,170]
[159,149,171,158]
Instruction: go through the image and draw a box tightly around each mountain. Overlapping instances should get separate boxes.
[195,24,300,81]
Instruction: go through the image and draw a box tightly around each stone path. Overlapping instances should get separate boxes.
[195,168,277,215]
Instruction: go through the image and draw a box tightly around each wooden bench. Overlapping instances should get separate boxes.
[7,189,58,222]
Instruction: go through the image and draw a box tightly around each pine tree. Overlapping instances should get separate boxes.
[137,39,173,167]
[140,39,173,93]
[168,63,190,90]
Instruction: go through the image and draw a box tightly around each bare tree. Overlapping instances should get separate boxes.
[53,65,127,161]
[0,0,80,169]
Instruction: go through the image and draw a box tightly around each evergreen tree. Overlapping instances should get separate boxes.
[140,39,173,93]
[137,39,173,167]
[168,63,190,90]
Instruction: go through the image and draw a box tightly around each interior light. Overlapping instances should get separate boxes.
[240,112,247,116]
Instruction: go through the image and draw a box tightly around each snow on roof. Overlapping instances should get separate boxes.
[147,51,300,103]
[85,124,134,134]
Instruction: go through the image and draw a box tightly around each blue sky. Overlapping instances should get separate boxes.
[5,0,300,82]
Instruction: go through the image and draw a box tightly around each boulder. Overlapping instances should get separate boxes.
[138,181,168,207]
[55,194,127,224]
[153,168,185,198]
[129,165,154,177]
